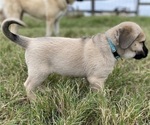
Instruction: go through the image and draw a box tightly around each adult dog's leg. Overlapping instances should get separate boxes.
[3,4,23,33]
[45,18,55,36]
[53,19,60,36]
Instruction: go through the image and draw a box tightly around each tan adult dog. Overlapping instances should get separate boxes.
[2,19,148,100]
[2,0,74,36]
[0,9,5,24]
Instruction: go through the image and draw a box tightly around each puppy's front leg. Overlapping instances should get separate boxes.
[87,76,106,92]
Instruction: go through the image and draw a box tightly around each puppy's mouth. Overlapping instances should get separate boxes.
[134,46,148,60]
[134,52,146,59]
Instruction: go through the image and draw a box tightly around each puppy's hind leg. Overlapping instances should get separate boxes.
[24,71,50,101]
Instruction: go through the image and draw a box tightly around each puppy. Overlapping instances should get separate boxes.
[1,19,148,100]
[2,0,74,36]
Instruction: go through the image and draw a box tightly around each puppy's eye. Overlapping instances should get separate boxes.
[141,41,145,43]
[140,41,145,44]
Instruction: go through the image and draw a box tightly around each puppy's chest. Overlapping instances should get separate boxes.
[53,61,86,77]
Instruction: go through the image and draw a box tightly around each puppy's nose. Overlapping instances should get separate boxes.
[134,51,145,59]
[134,49,148,60]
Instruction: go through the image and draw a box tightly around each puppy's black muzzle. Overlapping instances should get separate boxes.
[134,43,148,60]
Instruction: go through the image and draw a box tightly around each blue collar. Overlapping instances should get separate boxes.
[105,34,120,59]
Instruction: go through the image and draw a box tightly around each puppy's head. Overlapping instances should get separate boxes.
[117,22,148,59]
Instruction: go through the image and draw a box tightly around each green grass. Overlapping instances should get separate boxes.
[0,15,150,125]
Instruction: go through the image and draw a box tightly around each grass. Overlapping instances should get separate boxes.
[0,15,150,125]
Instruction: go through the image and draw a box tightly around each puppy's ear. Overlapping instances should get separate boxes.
[119,25,140,49]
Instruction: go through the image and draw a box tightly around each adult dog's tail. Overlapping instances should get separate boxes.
[1,18,29,48]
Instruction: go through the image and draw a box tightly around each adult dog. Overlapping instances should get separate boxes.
[2,19,148,100]
[0,9,5,24]
[2,0,74,36]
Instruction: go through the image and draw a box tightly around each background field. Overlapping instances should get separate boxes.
[0,16,150,125]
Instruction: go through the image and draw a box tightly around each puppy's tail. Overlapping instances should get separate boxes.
[1,18,29,48]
